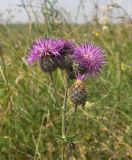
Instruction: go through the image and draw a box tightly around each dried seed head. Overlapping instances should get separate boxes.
[39,56,57,72]
[69,80,88,105]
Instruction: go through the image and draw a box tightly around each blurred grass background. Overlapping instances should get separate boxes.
[0,0,132,159]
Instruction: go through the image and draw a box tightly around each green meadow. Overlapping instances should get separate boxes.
[0,23,132,159]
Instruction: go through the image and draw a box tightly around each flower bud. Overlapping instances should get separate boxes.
[69,80,88,105]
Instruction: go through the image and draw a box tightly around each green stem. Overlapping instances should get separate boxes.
[49,72,53,82]
[49,72,62,106]
[61,76,69,159]
[62,144,65,160]
[66,105,77,136]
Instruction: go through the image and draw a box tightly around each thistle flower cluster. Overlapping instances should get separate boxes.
[27,37,106,105]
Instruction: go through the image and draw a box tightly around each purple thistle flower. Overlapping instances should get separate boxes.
[59,39,75,55]
[27,38,63,64]
[76,72,87,81]
[56,39,75,69]
[73,43,106,76]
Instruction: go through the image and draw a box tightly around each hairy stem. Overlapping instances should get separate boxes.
[66,105,77,136]
[49,72,62,106]
[61,76,69,160]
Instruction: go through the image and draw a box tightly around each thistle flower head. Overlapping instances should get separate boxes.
[39,56,58,72]
[59,39,75,55]
[73,43,106,76]
[27,38,63,64]
[56,39,75,70]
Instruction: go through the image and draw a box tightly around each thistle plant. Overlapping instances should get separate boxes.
[27,38,106,159]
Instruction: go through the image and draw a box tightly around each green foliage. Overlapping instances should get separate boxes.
[0,22,132,159]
